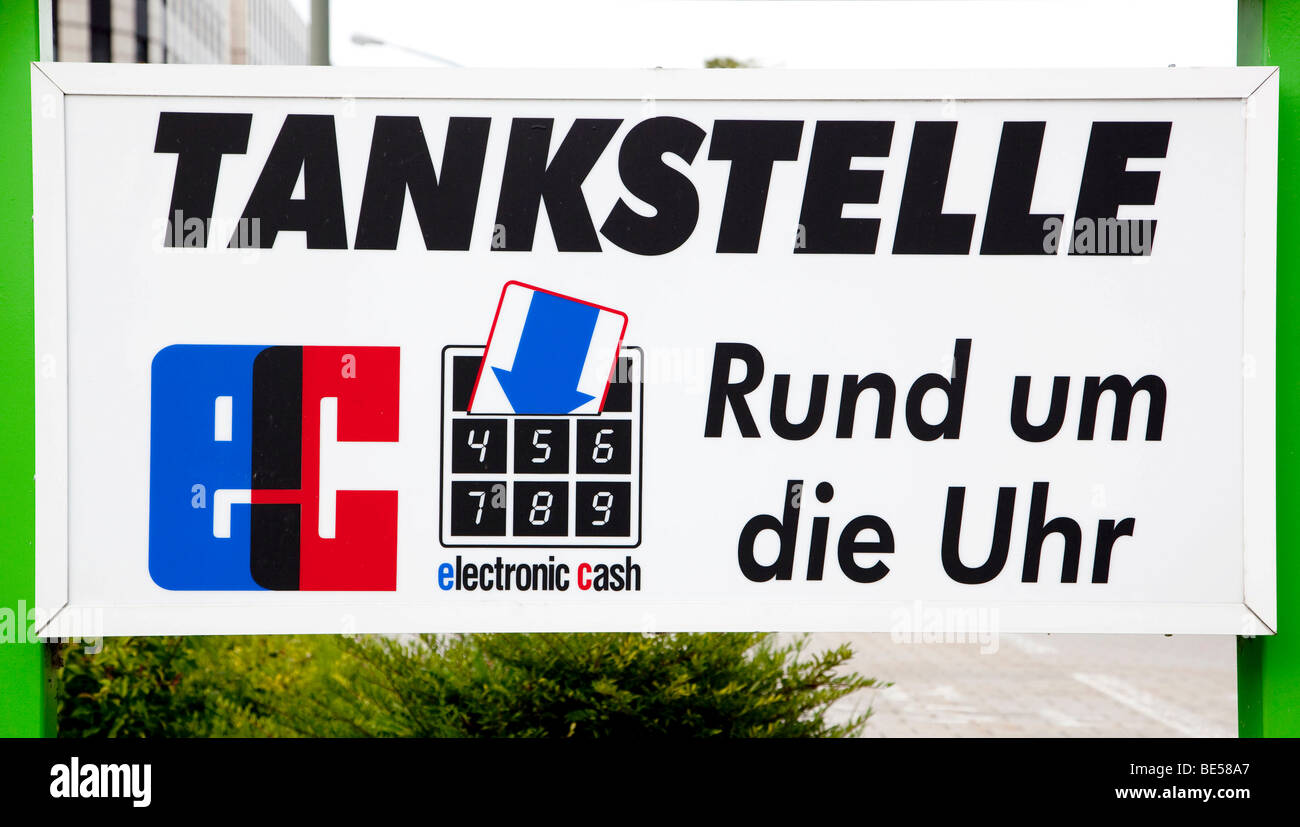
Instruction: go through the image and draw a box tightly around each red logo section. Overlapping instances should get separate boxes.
[233,345,398,591]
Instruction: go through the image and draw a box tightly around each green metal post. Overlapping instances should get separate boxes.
[1239,0,1300,737]
[0,1,53,737]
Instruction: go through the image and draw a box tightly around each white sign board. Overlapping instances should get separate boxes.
[32,64,1277,637]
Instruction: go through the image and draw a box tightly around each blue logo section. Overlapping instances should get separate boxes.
[492,290,600,414]
[149,345,263,590]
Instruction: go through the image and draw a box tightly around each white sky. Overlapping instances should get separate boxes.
[287,0,1238,70]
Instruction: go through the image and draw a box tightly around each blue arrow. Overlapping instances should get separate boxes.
[492,290,600,414]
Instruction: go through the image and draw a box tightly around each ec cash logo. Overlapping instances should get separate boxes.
[149,345,399,591]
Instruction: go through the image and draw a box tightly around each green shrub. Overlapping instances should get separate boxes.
[58,633,879,738]
[56,636,210,737]
[56,635,332,738]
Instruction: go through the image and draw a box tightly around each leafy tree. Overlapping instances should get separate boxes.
[705,56,758,68]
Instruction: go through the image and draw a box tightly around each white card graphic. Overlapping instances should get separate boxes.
[470,281,628,415]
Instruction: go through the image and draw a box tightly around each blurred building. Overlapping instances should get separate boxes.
[230,0,310,64]
[51,0,309,65]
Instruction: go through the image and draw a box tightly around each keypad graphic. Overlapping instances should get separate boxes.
[440,346,642,547]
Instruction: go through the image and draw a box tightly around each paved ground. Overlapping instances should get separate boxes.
[798,633,1237,738]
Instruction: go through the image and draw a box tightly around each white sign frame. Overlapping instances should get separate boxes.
[31,63,1278,637]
